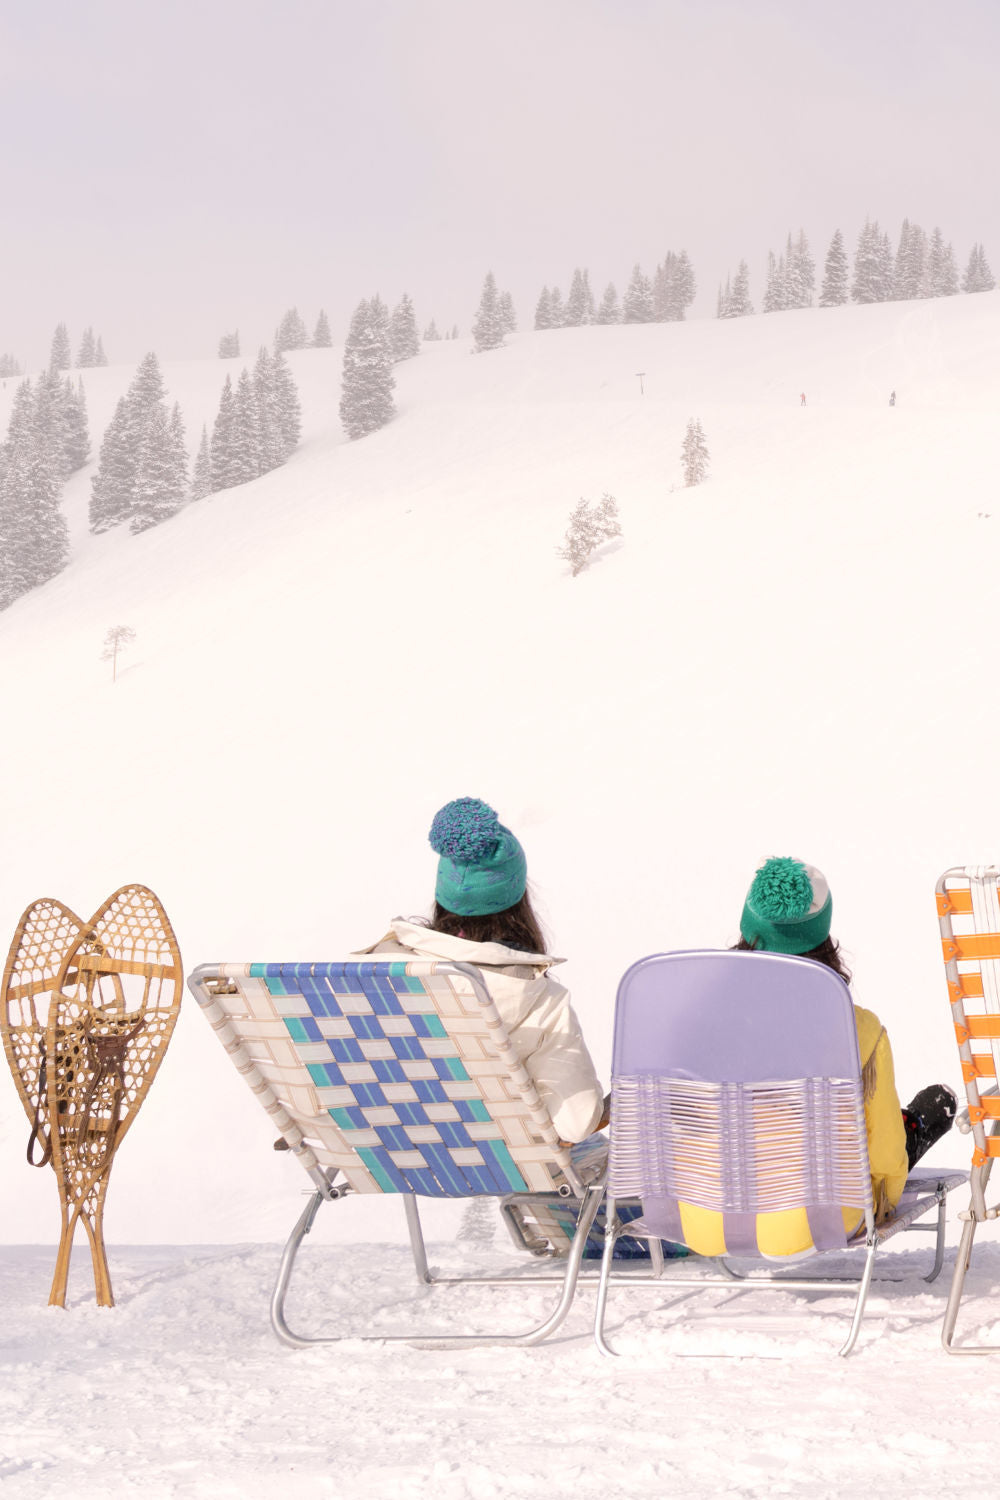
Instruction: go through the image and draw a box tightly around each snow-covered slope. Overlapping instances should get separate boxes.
[2,297,998,1244]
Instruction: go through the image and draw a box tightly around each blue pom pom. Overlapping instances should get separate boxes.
[429,798,501,864]
[749,857,814,919]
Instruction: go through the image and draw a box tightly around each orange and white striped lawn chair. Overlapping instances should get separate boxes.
[937,865,1000,1352]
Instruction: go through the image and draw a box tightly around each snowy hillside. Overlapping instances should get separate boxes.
[1,296,998,1247]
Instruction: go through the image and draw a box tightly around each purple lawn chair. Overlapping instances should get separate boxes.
[594,950,966,1357]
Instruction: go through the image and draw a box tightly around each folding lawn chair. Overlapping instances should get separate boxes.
[592,950,966,1357]
[937,865,1000,1353]
[188,959,604,1347]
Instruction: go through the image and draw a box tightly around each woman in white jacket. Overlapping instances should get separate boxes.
[354,797,606,1145]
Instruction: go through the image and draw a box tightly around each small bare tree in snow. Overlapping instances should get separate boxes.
[101,624,135,681]
[557,493,622,576]
[681,419,710,487]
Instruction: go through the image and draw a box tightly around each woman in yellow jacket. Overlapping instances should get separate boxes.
[680,857,955,1258]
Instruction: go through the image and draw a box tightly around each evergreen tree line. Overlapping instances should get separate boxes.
[220,308,331,360]
[717,220,995,319]
[206,348,302,493]
[0,370,89,608]
[0,354,22,378]
[536,254,696,329]
[49,321,109,370]
[422,320,460,341]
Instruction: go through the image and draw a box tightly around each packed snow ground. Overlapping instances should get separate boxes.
[1,296,999,1497]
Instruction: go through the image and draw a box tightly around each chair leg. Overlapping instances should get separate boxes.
[271,1183,606,1348]
[940,1216,999,1354]
[837,1241,877,1357]
[923,1187,948,1284]
[593,1198,624,1358]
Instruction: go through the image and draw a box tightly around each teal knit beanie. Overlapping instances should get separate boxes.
[429,798,527,917]
[740,856,833,955]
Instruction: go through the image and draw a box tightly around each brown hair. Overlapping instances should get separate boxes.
[430,888,548,955]
[732,934,852,985]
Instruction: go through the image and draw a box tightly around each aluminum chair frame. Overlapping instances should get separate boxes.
[592,950,964,1358]
[937,865,1000,1354]
[189,958,607,1348]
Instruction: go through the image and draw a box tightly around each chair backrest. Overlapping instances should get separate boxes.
[937,866,1000,1187]
[606,950,874,1253]
[188,960,580,1198]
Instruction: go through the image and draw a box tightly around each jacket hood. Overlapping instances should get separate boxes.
[371,917,565,970]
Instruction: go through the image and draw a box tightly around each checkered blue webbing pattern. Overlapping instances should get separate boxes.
[251,961,530,1197]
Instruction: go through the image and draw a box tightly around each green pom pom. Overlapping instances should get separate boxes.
[749,857,814,920]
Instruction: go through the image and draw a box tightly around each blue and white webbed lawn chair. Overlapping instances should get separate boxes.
[188,959,605,1347]
[593,950,966,1357]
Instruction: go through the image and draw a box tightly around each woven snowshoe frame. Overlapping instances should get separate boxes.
[2,886,182,1307]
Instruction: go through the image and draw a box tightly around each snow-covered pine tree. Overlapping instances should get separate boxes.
[498,290,517,334]
[595,283,620,324]
[721,261,753,317]
[31,371,72,491]
[169,403,188,493]
[89,397,135,532]
[210,375,237,492]
[547,286,565,326]
[851,219,885,303]
[893,219,927,300]
[674,251,696,319]
[422,319,441,340]
[339,297,396,438]
[716,279,730,318]
[654,251,695,321]
[787,230,815,308]
[95,336,108,366]
[0,354,21,378]
[76,327,96,368]
[218,331,241,358]
[390,294,421,361]
[962,243,996,293]
[534,286,554,329]
[472,271,505,351]
[762,250,787,313]
[60,377,90,472]
[189,424,212,501]
[271,349,301,459]
[229,368,262,486]
[131,402,186,533]
[312,309,332,348]
[0,440,69,608]
[273,307,309,353]
[48,323,71,373]
[622,264,653,322]
[681,418,710,486]
[936,235,959,297]
[252,347,282,473]
[819,229,849,306]
[564,268,593,326]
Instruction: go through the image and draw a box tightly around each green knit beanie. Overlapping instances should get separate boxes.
[740,856,833,955]
[429,798,527,917]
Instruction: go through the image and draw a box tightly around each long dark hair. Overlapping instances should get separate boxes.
[732,934,852,985]
[430,888,548,955]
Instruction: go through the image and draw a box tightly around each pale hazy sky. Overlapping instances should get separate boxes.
[2,0,998,367]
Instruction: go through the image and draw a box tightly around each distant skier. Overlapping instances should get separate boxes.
[889,390,896,406]
[800,392,806,406]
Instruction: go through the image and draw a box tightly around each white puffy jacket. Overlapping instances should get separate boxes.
[353,918,605,1143]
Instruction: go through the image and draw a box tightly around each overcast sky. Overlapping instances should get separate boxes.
[2,0,998,368]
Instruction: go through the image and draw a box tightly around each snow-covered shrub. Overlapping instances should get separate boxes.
[557,492,622,576]
[681,419,710,487]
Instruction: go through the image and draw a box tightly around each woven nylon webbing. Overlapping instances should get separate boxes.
[608,1074,872,1216]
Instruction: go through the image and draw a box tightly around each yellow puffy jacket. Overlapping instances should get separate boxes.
[679,1003,910,1258]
